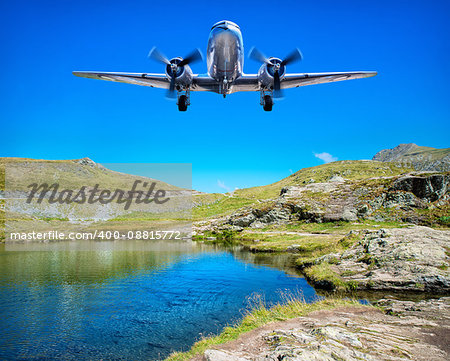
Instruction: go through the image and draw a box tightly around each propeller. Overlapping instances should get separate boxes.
[249,47,303,98]
[148,47,203,98]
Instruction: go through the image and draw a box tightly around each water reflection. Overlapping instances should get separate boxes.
[229,247,303,276]
[0,241,206,286]
[0,240,317,360]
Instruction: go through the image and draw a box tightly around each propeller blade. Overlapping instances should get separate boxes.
[281,48,303,66]
[248,47,270,64]
[166,75,177,98]
[273,70,282,98]
[148,47,171,65]
[179,48,203,67]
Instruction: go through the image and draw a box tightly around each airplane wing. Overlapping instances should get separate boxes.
[231,71,377,92]
[73,71,171,88]
[73,70,376,93]
[281,71,377,89]
[72,71,222,92]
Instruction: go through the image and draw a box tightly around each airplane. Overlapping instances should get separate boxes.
[73,20,376,112]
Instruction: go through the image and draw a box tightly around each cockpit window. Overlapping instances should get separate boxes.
[211,20,240,30]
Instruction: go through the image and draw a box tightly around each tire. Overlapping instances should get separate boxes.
[178,95,188,111]
[263,95,273,111]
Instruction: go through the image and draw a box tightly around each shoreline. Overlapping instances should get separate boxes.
[194,223,450,294]
[165,296,450,361]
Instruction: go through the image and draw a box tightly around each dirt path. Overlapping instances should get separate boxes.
[242,231,332,236]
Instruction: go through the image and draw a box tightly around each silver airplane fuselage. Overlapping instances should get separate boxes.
[207,20,244,88]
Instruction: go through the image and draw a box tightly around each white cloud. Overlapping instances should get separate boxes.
[217,179,231,193]
[314,152,338,163]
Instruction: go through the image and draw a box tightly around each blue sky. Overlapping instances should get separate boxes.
[1,0,449,192]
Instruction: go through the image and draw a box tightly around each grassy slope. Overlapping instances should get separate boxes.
[0,157,180,191]
[165,297,365,361]
[401,146,450,161]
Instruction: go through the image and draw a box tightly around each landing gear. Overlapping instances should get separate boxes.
[177,89,190,111]
[260,90,273,111]
[178,95,188,111]
[263,95,273,111]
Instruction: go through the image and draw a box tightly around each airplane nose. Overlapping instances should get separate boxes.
[216,29,236,44]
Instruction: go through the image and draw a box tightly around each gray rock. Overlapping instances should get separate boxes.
[384,191,421,208]
[201,298,450,361]
[373,143,420,162]
[229,212,256,227]
[341,207,358,221]
[258,207,290,224]
[328,226,450,292]
[286,244,303,253]
[356,203,370,217]
[313,326,363,347]
[328,175,345,183]
[204,349,250,361]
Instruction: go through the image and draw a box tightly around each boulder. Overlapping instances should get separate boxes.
[328,175,345,183]
[229,212,256,227]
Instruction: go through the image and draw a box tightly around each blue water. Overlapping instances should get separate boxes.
[0,241,317,360]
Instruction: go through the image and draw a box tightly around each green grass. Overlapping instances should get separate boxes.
[193,193,225,206]
[199,223,366,272]
[400,146,450,162]
[193,196,256,220]
[414,206,450,228]
[303,262,358,291]
[241,233,343,253]
[0,208,4,242]
[198,226,362,256]
[262,220,407,234]
[165,296,366,361]
[108,210,191,221]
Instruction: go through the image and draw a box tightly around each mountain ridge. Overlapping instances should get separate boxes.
[373,143,450,171]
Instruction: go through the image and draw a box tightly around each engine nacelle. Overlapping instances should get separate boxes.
[257,57,286,89]
[165,57,194,88]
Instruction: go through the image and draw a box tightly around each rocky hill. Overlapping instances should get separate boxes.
[373,143,450,171]
[0,158,189,239]
[0,157,180,192]
[193,160,449,227]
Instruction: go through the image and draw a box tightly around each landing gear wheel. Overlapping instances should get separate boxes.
[263,95,273,111]
[178,95,188,111]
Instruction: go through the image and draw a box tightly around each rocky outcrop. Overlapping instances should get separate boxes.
[391,174,449,201]
[204,173,449,232]
[314,226,450,292]
[224,181,360,229]
[74,157,106,170]
[197,298,450,361]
